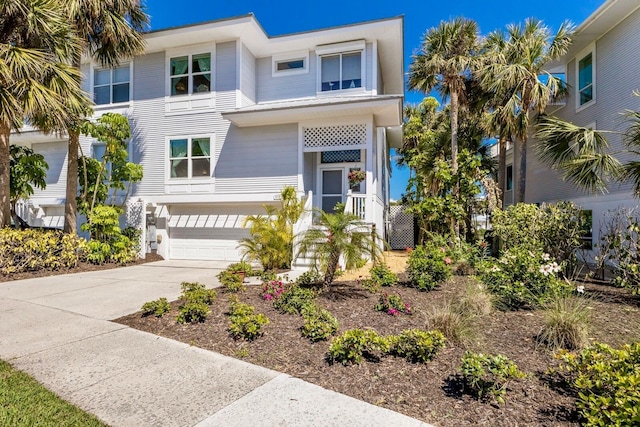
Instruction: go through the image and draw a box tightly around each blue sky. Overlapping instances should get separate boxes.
[145,0,603,200]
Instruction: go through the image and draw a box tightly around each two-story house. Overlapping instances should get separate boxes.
[499,0,640,247]
[12,14,405,262]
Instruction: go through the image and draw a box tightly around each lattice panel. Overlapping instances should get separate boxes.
[126,199,146,258]
[321,150,361,163]
[304,124,366,149]
[388,205,414,250]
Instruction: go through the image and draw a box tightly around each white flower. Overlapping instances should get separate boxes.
[539,264,551,276]
[542,253,551,261]
[577,285,585,294]
[550,262,560,273]
[490,265,501,272]
[499,257,509,265]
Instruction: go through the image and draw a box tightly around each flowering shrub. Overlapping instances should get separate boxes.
[459,351,526,404]
[388,329,445,363]
[301,305,339,342]
[407,243,452,291]
[374,291,412,316]
[261,280,285,301]
[477,246,573,310]
[273,285,317,315]
[369,263,398,287]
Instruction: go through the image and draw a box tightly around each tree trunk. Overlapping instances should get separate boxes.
[517,134,527,203]
[323,248,341,286]
[64,129,79,234]
[0,122,11,228]
[497,136,507,208]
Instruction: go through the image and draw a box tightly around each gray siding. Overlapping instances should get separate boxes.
[131,52,166,195]
[216,41,237,111]
[527,8,640,204]
[365,42,373,92]
[241,44,256,106]
[215,124,298,193]
[256,54,316,102]
[31,141,67,201]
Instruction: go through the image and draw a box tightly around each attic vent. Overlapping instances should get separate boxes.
[303,124,366,150]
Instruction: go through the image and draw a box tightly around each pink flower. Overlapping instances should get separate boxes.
[387,308,400,316]
[445,257,452,265]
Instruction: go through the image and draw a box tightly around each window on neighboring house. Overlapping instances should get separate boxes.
[92,144,112,178]
[169,137,211,179]
[506,165,513,191]
[170,53,211,96]
[320,52,362,91]
[94,65,130,105]
[578,52,594,107]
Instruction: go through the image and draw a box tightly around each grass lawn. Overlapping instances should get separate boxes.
[0,360,106,427]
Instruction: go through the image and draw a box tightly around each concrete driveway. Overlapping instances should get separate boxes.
[0,261,430,427]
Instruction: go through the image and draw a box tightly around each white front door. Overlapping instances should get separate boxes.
[321,169,344,213]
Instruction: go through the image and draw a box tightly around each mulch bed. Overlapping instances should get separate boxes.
[115,276,640,427]
[0,253,165,283]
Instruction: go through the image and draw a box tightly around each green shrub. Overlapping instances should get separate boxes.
[477,246,573,310]
[538,296,590,351]
[217,270,246,293]
[180,282,217,304]
[359,278,380,293]
[388,329,445,363]
[374,291,412,316]
[327,329,390,365]
[295,269,323,287]
[273,285,317,315]
[140,297,170,317]
[176,301,210,324]
[407,243,451,291]
[0,229,85,275]
[81,205,138,264]
[369,263,398,287]
[228,297,269,340]
[301,306,339,342]
[227,261,253,275]
[459,351,526,404]
[558,342,640,426]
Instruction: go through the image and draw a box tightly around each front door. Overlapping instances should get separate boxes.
[321,169,343,213]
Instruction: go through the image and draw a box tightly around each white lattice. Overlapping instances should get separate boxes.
[388,205,414,250]
[126,199,146,259]
[303,124,366,149]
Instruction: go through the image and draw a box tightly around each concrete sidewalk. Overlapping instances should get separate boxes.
[0,261,431,427]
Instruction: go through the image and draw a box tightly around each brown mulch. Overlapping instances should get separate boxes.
[116,273,640,427]
[0,253,165,283]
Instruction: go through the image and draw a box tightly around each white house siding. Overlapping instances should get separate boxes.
[215,123,298,193]
[131,51,166,196]
[526,7,640,204]
[240,44,256,107]
[365,42,373,92]
[167,204,262,261]
[216,41,237,112]
[30,141,68,203]
[256,54,317,103]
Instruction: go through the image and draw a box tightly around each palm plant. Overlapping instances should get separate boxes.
[479,19,573,202]
[0,0,90,227]
[296,210,380,287]
[61,0,149,234]
[408,17,479,176]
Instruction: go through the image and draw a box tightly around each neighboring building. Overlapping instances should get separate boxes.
[11,14,404,262]
[498,0,640,247]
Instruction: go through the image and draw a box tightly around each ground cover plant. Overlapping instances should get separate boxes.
[118,252,640,427]
[0,360,106,427]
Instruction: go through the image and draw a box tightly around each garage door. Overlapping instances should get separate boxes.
[168,205,261,261]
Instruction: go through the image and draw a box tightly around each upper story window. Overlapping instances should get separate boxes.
[576,45,595,110]
[94,65,130,105]
[316,40,365,93]
[321,52,361,91]
[170,53,211,96]
[169,136,211,179]
[272,51,309,77]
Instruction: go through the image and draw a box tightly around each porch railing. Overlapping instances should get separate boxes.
[345,190,366,221]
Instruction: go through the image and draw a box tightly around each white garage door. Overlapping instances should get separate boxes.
[168,205,261,261]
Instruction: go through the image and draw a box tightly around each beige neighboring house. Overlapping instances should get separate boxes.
[11,14,405,263]
[494,0,640,248]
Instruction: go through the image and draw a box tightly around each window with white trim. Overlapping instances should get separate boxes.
[576,48,594,108]
[320,51,362,91]
[94,65,130,105]
[169,137,211,179]
[169,53,211,96]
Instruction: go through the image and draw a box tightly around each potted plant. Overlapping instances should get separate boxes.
[227,261,253,281]
[348,169,365,187]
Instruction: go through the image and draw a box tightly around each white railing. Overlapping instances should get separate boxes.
[345,190,366,221]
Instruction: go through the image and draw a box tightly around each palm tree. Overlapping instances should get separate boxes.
[62,0,149,234]
[408,17,479,176]
[479,19,573,203]
[0,0,90,227]
[296,210,380,286]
